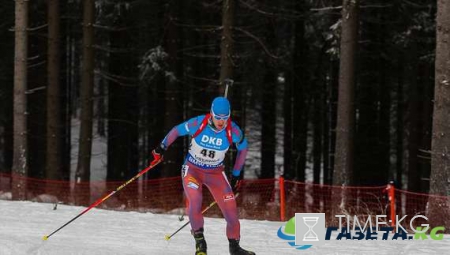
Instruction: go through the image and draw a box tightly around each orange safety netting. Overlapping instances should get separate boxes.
[1,173,449,229]
[0,173,279,220]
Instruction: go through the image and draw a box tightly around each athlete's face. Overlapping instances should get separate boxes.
[212,115,228,130]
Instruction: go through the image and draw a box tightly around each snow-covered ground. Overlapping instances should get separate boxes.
[1,200,449,255]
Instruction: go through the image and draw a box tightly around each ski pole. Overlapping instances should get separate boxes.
[42,158,162,240]
[223,78,234,98]
[164,193,239,240]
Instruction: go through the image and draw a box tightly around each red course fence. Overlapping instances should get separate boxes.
[0,173,448,229]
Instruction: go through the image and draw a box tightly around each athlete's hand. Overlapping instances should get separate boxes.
[151,144,165,163]
[230,175,241,193]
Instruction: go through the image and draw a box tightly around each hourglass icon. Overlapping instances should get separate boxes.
[302,216,319,241]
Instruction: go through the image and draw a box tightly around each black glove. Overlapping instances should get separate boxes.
[230,175,241,193]
[151,144,165,163]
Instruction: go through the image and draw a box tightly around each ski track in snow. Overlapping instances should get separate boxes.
[1,200,449,255]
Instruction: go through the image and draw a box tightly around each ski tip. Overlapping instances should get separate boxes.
[42,235,49,241]
[164,235,170,241]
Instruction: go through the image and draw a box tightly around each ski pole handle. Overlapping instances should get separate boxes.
[223,78,234,98]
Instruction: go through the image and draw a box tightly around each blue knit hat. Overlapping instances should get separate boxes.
[211,97,230,118]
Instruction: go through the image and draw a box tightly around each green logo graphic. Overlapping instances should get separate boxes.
[277,217,313,250]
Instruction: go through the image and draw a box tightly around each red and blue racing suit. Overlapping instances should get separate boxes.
[160,115,248,239]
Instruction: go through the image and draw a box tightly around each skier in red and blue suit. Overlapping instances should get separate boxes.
[152,97,255,255]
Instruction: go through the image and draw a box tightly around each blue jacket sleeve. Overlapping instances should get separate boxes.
[231,122,248,177]
[161,116,203,149]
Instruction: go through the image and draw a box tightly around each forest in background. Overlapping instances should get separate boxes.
[0,0,449,226]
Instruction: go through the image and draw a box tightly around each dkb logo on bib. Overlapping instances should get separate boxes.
[201,135,223,146]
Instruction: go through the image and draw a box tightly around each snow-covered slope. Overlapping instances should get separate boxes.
[0,200,449,255]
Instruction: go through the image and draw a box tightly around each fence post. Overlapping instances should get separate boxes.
[279,176,286,221]
[386,181,396,229]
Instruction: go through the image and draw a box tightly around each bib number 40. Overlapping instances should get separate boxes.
[200,149,215,158]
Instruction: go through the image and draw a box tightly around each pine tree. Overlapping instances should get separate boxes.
[46,0,62,181]
[75,0,95,204]
[428,0,450,228]
[332,0,360,215]
[12,0,29,200]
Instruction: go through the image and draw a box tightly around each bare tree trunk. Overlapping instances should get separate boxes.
[405,62,420,193]
[217,0,235,176]
[292,0,308,182]
[12,0,29,200]
[0,1,14,175]
[332,0,359,215]
[161,0,184,177]
[393,51,405,191]
[46,0,61,181]
[107,4,139,181]
[218,0,235,92]
[312,46,327,185]
[260,10,277,180]
[322,58,336,213]
[328,59,339,185]
[75,0,95,204]
[283,68,293,179]
[428,0,450,228]
[63,1,80,182]
[261,69,276,179]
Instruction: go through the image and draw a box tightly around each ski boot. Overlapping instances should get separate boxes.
[192,228,207,255]
[229,239,255,255]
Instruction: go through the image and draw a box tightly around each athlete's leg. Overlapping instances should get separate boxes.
[182,164,204,232]
[204,171,240,239]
